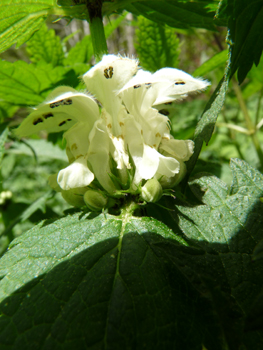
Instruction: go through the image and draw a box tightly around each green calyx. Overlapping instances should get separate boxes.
[141,179,163,203]
[84,189,109,211]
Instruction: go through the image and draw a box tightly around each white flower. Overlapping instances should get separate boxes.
[15,54,209,207]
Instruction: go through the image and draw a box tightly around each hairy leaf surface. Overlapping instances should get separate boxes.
[0,61,78,106]
[135,16,180,72]
[26,23,64,66]
[0,159,263,349]
[0,0,88,53]
[0,0,55,53]
[164,158,263,349]
[0,212,212,350]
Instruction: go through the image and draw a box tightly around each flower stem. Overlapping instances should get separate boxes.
[255,87,263,126]
[86,0,108,62]
[232,78,263,170]
[120,199,138,219]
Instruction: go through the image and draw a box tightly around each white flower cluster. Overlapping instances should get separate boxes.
[15,55,209,209]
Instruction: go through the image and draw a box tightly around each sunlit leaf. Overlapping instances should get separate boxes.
[193,49,228,77]
[0,0,56,53]
[0,60,77,106]
[0,0,88,53]
[26,23,64,66]
[135,16,180,72]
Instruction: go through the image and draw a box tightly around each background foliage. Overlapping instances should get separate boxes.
[0,0,263,349]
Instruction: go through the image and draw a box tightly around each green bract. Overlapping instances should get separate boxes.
[15,54,209,210]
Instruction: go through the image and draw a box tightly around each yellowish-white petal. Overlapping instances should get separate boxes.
[57,156,94,190]
[152,68,210,105]
[159,139,194,161]
[64,122,92,159]
[157,160,186,188]
[156,153,180,178]
[88,120,116,194]
[15,86,99,138]
[83,54,138,116]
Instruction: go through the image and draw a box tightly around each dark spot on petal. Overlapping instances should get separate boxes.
[159,109,170,116]
[50,98,73,108]
[134,84,141,89]
[145,83,152,89]
[164,102,172,105]
[67,118,72,121]
[104,66,114,79]
[33,118,43,125]
[43,113,53,119]
[64,98,73,105]
[59,121,67,126]
[175,81,185,85]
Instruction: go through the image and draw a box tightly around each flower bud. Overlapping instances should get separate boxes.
[141,179,163,203]
[84,189,108,211]
[61,188,87,207]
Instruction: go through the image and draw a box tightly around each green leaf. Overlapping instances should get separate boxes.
[185,58,230,178]
[0,0,89,54]
[179,159,263,247]
[63,35,93,66]
[242,80,262,100]
[0,0,55,53]
[193,49,228,77]
[26,23,64,66]
[249,58,263,84]
[0,60,77,106]
[1,159,263,349]
[0,212,216,349]
[0,191,53,238]
[1,159,262,349]
[0,102,18,124]
[253,238,263,260]
[164,158,263,349]
[104,12,127,38]
[123,0,218,31]
[134,16,180,72]
[218,0,263,83]
[9,139,68,162]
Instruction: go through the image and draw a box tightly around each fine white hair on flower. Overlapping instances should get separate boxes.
[15,54,209,206]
